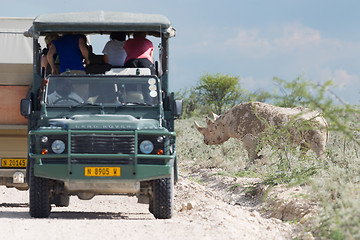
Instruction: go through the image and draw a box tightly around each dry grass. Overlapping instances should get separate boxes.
[309,130,360,239]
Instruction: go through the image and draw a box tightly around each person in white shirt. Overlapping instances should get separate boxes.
[102,32,127,67]
[47,80,83,105]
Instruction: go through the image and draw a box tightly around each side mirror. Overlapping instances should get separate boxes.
[173,99,183,117]
[20,98,32,117]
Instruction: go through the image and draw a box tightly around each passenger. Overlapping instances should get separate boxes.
[123,32,155,74]
[47,79,83,104]
[102,32,127,67]
[79,34,101,64]
[47,33,90,75]
[41,33,59,77]
[79,34,91,52]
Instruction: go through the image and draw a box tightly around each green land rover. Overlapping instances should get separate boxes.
[21,11,182,219]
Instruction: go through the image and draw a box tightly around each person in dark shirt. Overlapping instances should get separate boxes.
[47,34,90,74]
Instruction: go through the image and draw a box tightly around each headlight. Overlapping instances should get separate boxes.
[139,140,154,154]
[51,140,66,154]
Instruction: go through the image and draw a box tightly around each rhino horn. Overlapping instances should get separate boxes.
[194,121,205,135]
[211,112,220,121]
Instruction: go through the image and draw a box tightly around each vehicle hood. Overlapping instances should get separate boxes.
[48,115,161,130]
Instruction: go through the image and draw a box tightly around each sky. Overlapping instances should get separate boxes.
[1,0,360,104]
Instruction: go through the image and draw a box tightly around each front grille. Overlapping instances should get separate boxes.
[71,158,134,165]
[71,134,135,154]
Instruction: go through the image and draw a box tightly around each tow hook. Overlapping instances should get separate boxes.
[13,172,25,184]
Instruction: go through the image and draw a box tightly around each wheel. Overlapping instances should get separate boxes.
[52,194,70,207]
[29,163,51,218]
[52,96,82,105]
[151,169,174,219]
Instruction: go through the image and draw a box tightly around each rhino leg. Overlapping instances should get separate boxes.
[242,134,261,163]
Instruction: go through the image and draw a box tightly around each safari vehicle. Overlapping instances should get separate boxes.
[0,17,37,191]
[21,11,182,219]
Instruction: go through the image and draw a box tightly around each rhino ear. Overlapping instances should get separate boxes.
[206,116,214,125]
[211,112,220,121]
[194,121,205,135]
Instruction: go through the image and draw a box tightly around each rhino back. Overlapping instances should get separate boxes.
[221,102,307,138]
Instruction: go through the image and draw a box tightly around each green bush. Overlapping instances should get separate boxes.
[195,73,242,114]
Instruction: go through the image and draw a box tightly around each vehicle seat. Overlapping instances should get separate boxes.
[85,54,112,74]
[85,63,111,74]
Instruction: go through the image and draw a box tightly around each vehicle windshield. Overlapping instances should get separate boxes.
[45,75,160,107]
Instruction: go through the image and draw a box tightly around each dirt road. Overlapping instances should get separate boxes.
[0,175,293,240]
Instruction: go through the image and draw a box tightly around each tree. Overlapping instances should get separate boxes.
[195,73,242,114]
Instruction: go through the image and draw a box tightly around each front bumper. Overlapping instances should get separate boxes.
[28,129,176,185]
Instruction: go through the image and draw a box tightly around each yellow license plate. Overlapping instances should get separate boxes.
[85,167,121,177]
[1,158,27,168]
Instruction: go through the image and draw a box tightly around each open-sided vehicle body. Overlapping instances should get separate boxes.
[21,11,182,219]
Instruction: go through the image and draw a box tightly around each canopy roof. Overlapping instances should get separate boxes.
[0,18,35,85]
[25,11,175,38]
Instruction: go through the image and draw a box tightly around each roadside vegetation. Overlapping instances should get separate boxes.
[175,73,360,239]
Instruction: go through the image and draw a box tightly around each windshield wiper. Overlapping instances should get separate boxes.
[125,102,154,106]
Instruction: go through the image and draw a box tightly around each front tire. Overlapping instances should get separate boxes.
[29,163,51,218]
[151,169,174,219]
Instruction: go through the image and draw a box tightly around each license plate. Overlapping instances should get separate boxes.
[85,167,121,177]
[1,158,27,168]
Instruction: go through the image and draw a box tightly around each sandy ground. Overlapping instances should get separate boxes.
[0,174,294,240]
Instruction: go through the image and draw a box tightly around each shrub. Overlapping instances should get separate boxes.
[195,73,242,114]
